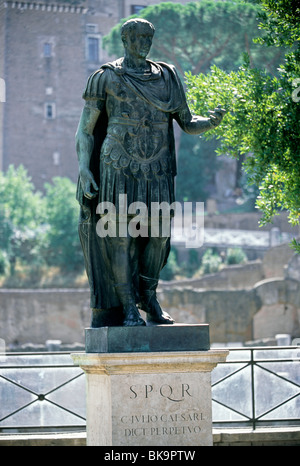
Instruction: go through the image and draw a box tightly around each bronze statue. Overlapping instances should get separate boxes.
[75,18,225,328]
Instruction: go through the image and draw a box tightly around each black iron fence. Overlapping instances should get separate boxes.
[0,347,299,432]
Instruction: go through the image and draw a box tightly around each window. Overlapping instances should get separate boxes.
[45,103,56,119]
[131,5,145,15]
[53,152,60,166]
[43,42,52,57]
[40,37,55,58]
[86,24,98,34]
[0,78,5,103]
[86,36,100,62]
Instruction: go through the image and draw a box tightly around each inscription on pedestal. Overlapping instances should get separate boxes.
[111,372,213,446]
[72,349,229,446]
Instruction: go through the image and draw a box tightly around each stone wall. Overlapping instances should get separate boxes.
[0,244,299,348]
[0,288,90,347]
[158,277,300,344]
[158,244,300,344]
[161,260,264,291]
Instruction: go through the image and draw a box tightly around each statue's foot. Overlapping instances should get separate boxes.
[143,296,175,325]
[123,305,146,327]
[147,310,174,325]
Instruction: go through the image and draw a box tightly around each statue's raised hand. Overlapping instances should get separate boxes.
[209,104,226,127]
[80,167,99,200]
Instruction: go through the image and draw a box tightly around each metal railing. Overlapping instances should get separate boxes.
[0,352,85,432]
[0,347,299,432]
[211,346,300,430]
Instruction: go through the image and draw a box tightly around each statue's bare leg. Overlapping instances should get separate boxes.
[107,236,146,327]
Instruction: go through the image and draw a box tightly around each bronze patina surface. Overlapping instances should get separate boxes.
[75,18,225,328]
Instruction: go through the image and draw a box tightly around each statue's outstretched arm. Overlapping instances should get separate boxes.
[175,104,226,136]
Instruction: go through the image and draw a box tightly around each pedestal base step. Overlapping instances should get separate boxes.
[85,324,210,353]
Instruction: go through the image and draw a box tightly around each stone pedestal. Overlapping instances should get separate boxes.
[72,325,228,447]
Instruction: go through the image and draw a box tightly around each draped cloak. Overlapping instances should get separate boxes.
[76,59,188,310]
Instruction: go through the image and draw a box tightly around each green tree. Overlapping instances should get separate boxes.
[185,0,300,248]
[43,177,83,270]
[0,165,46,275]
[225,247,247,265]
[201,248,222,274]
[0,165,45,230]
[254,0,299,49]
[175,132,219,202]
[103,1,286,204]
[104,1,284,78]
[0,168,84,283]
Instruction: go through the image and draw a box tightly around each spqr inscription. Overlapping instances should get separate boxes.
[129,383,192,402]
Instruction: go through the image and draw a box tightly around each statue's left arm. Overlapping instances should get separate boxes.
[174,103,226,136]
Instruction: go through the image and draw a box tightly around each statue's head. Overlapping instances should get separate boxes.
[121,18,155,47]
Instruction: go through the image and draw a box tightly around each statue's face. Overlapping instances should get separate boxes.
[124,25,153,59]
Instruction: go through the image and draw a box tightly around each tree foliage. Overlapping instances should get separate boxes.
[0,165,46,275]
[103,1,287,205]
[0,166,83,281]
[43,177,83,271]
[254,0,299,48]
[103,1,285,78]
[185,0,300,249]
[175,132,219,202]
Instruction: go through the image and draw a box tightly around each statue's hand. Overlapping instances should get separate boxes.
[80,167,99,200]
[209,104,226,127]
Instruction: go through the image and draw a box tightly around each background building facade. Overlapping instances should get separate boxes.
[0,0,194,190]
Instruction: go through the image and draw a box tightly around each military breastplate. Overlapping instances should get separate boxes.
[100,77,172,180]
